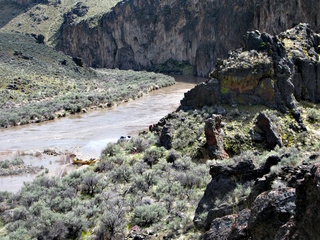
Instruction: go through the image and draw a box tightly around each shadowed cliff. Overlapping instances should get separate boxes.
[56,0,320,76]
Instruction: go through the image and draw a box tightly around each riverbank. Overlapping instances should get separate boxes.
[0,32,175,128]
[0,76,204,193]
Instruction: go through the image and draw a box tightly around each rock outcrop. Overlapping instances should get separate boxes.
[56,0,320,76]
[195,152,320,239]
[204,209,250,240]
[204,115,229,160]
[194,157,280,230]
[248,188,296,240]
[182,24,319,126]
[281,162,320,239]
[256,112,283,149]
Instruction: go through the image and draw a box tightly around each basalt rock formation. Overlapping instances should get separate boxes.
[204,115,229,160]
[195,152,320,239]
[56,0,319,76]
[277,162,320,239]
[181,24,320,126]
[256,112,283,149]
[194,156,281,230]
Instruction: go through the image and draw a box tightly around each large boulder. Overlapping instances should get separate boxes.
[256,112,283,149]
[194,158,280,230]
[248,188,296,240]
[204,209,250,240]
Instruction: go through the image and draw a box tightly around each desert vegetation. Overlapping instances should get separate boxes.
[0,32,175,128]
[0,156,42,176]
[0,132,210,239]
[0,0,121,45]
[1,100,320,239]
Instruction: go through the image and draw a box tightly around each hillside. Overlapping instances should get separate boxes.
[1,24,320,240]
[0,0,319,76]
[0,32,174,128]
[0,0,121,45]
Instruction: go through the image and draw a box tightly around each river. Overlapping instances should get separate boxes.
[0,75,204,192]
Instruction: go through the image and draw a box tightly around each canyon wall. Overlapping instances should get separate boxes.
[56,0,320,76]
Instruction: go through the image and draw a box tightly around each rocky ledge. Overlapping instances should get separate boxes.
[181,23,320,127]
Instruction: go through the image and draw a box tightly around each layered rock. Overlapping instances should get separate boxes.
[181,24,320,125]
[56,0,319,76]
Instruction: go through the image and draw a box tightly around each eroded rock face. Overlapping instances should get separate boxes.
[182,24,319,129]
[56,0,319,77]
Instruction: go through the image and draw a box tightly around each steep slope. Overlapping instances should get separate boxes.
[56,0,320,76]
[0,0,120,45]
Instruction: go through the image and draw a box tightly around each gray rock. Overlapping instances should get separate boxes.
[56,0,320,77]
[248,188,296,240]
[204,209,250,240]
[256,112,283,149]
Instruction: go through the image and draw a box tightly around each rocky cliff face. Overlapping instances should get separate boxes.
[181,24,320,128]
[56,0,320,76]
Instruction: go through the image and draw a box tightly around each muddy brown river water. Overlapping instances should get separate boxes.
[0,75,205,192]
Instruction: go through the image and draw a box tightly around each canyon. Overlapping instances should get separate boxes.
[56,0,320,76]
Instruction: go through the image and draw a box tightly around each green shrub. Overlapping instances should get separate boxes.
[102,143,122,157]
[109,165,132,183]
[143,146,166,167]
[132,204,167,227]
[1,160,10,169]
[11,157,24,166]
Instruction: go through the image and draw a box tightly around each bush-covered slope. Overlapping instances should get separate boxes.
[0,0,121,45]
[1,100,320,239]
[0,32,175,128]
